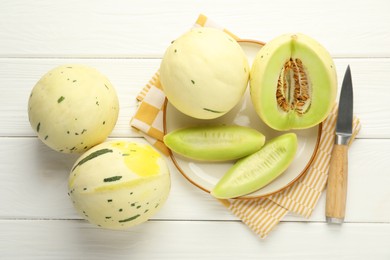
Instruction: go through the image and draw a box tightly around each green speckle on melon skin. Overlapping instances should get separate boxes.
[203,108,225,114]
[71,148,113,172]
[118,214,141,223]
[103,176,123,182]
[57,96,65,103]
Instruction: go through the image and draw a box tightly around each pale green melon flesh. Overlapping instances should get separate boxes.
[211,133,298,199]
[164,125,265,161]
[250,33,337,130]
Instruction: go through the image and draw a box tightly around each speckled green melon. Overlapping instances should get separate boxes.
[28,64,119,153]
[160,27,249,119]
[68,140,170,229]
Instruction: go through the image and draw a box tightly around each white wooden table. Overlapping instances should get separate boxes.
[1,1,389,259]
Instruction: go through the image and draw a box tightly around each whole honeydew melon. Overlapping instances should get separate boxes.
[28,64,119,153]
[160,27,250,119]
[68,140,170,229]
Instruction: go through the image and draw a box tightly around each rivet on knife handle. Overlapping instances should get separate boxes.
[326,144,348,223]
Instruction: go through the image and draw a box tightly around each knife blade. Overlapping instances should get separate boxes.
[325,65,353,224]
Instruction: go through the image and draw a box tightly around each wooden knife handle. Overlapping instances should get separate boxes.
[325,144,348,224]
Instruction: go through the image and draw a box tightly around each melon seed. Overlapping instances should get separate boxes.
[276,58,312,115]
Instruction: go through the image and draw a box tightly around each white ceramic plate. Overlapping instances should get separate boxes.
[163,40,322,199]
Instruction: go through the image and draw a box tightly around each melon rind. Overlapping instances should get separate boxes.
[250,33,337,130]
[160,27,249,119]
[68,140,171,229]
[28,64,119,153]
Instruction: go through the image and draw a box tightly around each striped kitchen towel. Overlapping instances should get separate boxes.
[130,14,361,238]
[226,107,360,238]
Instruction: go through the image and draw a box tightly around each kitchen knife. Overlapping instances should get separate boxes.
[325,65,353,224]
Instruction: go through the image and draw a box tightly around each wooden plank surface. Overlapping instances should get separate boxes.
[0,220,389,260]
[1,0,389,259]
[0,0,389,57]
[0,58,389,138]
[0,137,389,223]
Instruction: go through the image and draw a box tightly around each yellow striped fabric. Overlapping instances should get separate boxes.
[268,111,361,218]
[194,14,239,40]
[131,71,170,155]
[227,106,360,238]
[130,14,362,239]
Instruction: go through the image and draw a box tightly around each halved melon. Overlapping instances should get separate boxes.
[250,33,337,130]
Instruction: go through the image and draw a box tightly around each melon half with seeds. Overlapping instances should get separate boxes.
[250,33,337,130]
[68,140,170,229]
[160,27,249,119]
